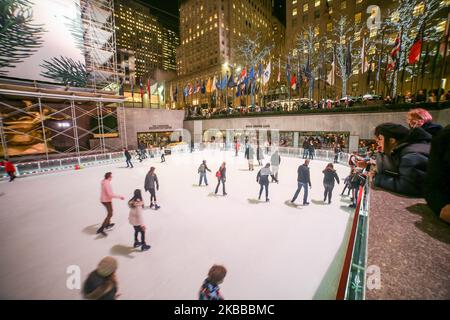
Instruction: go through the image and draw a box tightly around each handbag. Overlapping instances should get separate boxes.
[216,170,222,178]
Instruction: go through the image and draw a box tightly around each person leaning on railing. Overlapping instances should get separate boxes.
[369,123,432,198]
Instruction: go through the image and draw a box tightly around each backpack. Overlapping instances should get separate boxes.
[216,170,221,178]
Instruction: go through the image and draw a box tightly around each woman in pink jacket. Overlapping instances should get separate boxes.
[97,172,124,236]
[128,189,150,251]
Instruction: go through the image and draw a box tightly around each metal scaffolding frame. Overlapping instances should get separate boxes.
[0,87,127,163]
[80,0,119,91]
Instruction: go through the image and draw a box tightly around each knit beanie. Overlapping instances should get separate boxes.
[374,123,409,141]
[96,256,118,277]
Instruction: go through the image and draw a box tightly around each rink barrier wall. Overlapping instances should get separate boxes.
[1,143,369,300]
[0,144,190,179]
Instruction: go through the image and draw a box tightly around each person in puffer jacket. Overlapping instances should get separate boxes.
[256,163,278,202]
[373,123,431,197]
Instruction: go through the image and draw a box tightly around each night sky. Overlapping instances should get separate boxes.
[141,0,287,31]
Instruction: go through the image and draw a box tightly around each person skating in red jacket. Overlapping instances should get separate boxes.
[0,160,16,182]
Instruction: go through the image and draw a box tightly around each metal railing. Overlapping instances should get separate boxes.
[336,179,370,300]
[0,144,190,179]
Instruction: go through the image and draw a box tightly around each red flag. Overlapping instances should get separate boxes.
[147,78,151,95]
[290,74,297,90]
[408,26,424,64]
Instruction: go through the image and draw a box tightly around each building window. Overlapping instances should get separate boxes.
[355,12,362,24]
[303,3,309,12]
[314,26,320,36]
[341,0,346,9]
[327,22,332,32]
[293,0,297,4]
[413,2,425,16]
[356,0,363,4]
[315,0,321,7]
[293,8,298,16]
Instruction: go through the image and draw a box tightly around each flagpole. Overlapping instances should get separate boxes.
[376,28,385,96]
[419,43,429,95]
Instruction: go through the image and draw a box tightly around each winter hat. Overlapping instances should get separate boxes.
[96,256,118,277]
[374,123,409,141]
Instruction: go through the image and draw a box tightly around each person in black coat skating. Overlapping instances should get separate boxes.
[124,148,133,168]
[322,163,340,204]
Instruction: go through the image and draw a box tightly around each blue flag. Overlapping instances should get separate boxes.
[227,74,236,87]
[286,57,291,83]
[258,64,263,78]
[220,75,228,90]
[249,67,255,80]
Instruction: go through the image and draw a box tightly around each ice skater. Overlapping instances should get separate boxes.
[0,159,16,182]
[322,163,340,204]
[198,160,211,186]
[291,159,312,205]
[270,150,281,183]
[128,189,151,251]
[124,148,133,168]
[308,141,315,160]
[235,140,240,156]
[144,167,160,210]
[257,163,278,202]
[214,162,227,196]
[83,256,119,300]
[341,174,352,196]
[248,145,255,171]
[160,147,166,163]
[256,144,264,166]
[199,265,227,300]
[97,172,125,236]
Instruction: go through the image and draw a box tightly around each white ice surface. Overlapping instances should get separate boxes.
[0,150,354,300]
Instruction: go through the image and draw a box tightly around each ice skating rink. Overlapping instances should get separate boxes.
[0,149,355,299]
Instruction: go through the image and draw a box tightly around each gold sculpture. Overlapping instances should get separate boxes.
[1,100,70,156]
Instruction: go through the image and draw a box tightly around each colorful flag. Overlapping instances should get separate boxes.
[147,78,151,95]
[139,78,144,99]
[220,74,228,90]
[262,61,271,85]
[249,67,255,80]
[408,25,424,64]
[206,78,212,93]
[212,76,217,92]
[189,84,193,95]
[327,49,336,85]
[183,85,189,97]
[201,81,206,94]
[387,31,401,71]
[258,63,263,79]
[285,56,291,83]
[290,73,297,90]
[227,74,236,87]
[239,68,247,84]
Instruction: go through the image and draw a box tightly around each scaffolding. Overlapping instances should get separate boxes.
[0,83,127,163]
[80,0,119,91]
